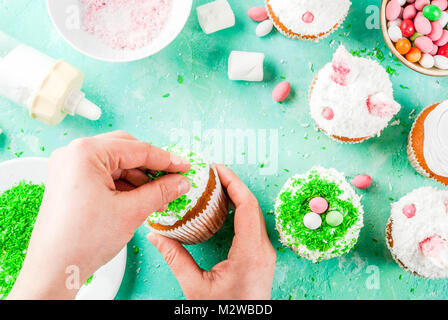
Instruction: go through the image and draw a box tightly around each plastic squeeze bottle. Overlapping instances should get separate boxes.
[0,31,101,126]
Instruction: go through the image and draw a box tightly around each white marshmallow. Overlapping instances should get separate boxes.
[256,20,274,37]
[228,51,264,81]
[197,0,235,34]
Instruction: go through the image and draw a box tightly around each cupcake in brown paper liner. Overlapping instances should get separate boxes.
[145,147,228,245]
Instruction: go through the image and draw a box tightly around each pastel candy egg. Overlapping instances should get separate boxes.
[388,25,403,42]
[272,81,291,102]
[434,54,448,69]
[248,7,268,22]
[422,4,443,21]
[438,11,448,28]
[309,197,328,214]
[439,43,448,57]
[386,0,402,21]
[352,174,373,189]
[419,53,435,67]
[398,0,407,5]
[415,36,434,52]
[302,11,314,23]
[410,31,423,41]
[403,4,417,19]
[415,15,432,34]
[326,211,343,227]
[429,21,443,41]
[303,212,322,230]
[322,107,334,120]
[432,0,448,11]
[256,19,274,37]
[430,43,439,55]
[402,204,416,218]
[436,29,448,45]
[415,0,430,10]
[388,18,403,28]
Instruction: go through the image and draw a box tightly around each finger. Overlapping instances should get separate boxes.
[112,169,149,186]
[115,174,191,222]
[91,138,191,173]
[94,130,137,141]
[216,164,268,243]
[147,233,206,294]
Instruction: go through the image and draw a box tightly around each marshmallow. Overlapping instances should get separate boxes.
[228,51,264,81]
[197,0,235,34]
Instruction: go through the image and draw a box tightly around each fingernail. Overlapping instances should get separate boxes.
[178,178,191,195]
[171,154,190,166]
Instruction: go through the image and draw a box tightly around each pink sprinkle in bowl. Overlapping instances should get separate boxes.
[47,0,193,62]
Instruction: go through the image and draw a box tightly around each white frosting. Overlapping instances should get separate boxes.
[310,45,401,139]
[148,147,210,226]
[423,101,448,177]
[268,0,351,35]
[389,187,448,279]
[275,167,364,262]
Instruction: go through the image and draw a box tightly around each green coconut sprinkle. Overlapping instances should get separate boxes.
[276,170,361,261]
[0,182,45,300]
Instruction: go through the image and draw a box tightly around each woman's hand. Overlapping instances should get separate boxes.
[148,165,276,300]
[9,131,191,300]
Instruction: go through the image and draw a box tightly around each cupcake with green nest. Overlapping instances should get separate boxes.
[145,146,229,245]
[275,167,364,262]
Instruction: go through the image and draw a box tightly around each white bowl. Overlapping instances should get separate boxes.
[46,0,193,62]
[0,157,127,300]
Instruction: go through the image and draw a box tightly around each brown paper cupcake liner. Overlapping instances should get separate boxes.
[309,77,371,144]
[266,0,348,41]
[407,103,448,187]
[146,166,229,245]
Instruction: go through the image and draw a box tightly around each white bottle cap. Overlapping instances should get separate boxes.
[64,89,102,121]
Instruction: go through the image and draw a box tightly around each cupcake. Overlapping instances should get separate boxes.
[309,45,401,144]
[407,101,448,187]
[146,147,229,245]
[265,0,351,41]
[386,187,448,279]
[275,167,364,262]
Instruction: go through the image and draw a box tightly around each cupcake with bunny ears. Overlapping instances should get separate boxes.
[309,45,401,143]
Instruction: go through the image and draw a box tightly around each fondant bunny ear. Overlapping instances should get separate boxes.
[419,235,448,269]
[366,92,401,118]
[330,45,359,86]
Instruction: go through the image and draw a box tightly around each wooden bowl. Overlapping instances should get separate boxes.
[381,0,448,77]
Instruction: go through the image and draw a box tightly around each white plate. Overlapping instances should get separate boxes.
[46,0,193,62]
[0,157,127,300]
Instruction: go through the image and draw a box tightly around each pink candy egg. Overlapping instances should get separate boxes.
[432,0,448,11]
[415,36,434,53]
[248,7,268,22]
[386,0,402,20]
[428,21,443,41]
[430,43,439,55]
[272,81,291,102]
[352,174,373,190]
[415,15,432,34]
[322,107,334,120]
[435,30,448,46]
[309,197,329,214]
[415,0,430,10]
[403,4,417,19]
[402,204,416,218]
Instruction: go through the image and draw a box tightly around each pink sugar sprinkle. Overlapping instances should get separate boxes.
[81,0,172,50]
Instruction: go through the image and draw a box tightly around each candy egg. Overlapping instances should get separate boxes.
[438,11,448,28]
[422,4,442,21]
[386,0,403,21]
[322,107,334,120]
[388,18,403,28]
[430,43,439,55]
[352,174,373,190]
[406,46,422,62]
[388,25,403,42]
[403,4,417,19]
[419,53,435,67]
[396,38,412,54]
[438,43,448,57]
[302,11,314,23]
[303,212,322,230]
[326,211,343,227]
[415,0,430,11]
[432,0,448,11]
[256,19,274,37]
[402,204,416,218]
[436,30,448,46]
[434,55,448,69]
[428,21,443,41]
[410,31,423,41]
[415,14,432,34]
[309,197,329,214]
[415,36,434,53]
[401,19,416,37]
[272,81,291,102]
[248,7,268,22]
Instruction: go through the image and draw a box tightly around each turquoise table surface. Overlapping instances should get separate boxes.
[1,0,448,300]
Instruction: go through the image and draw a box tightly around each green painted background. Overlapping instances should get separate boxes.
[0,0,447,300]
